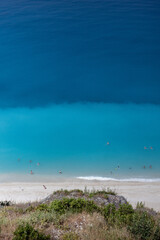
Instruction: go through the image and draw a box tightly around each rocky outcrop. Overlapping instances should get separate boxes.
[41,190,127,208]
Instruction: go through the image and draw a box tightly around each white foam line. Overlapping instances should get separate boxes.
[77,176,160,182]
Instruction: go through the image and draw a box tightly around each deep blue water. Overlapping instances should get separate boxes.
[0,0,160,181]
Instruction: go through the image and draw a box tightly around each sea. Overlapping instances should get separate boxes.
[0,0,160,182]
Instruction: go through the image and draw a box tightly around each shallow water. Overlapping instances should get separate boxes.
[0,103,160,181]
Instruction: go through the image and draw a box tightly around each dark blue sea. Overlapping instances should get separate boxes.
[0,0,160,182]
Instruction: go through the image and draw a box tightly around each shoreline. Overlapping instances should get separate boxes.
[0,179,160,211]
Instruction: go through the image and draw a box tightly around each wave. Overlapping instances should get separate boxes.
[77,176,160,182]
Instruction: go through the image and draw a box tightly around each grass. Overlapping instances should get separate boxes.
[53,189,84,196]
[0,189,160,240]
[53,187,117,198]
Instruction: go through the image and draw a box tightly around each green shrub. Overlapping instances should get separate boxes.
[153,225,160,240]
[36,204,49,211]
[25,205,35,213]
[88,191,109,199]
[129,212,155,240]
[13,223,50,240]
[18,210,59,226]
[62,232,79,240]
[115,203,134,225]
[118,203,134,216]
[102,204,116,221]
[49,198,99,215]
[102,203,134,226]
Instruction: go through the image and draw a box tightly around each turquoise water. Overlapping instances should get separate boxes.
[0,103,160,181]
[0,0,160,181]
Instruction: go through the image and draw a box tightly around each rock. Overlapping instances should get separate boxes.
[40,190,128,208]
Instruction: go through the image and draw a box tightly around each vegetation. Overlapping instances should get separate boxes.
[62,232,79,240]
[49,198,99,214]
[0,189,159,240]
[13,223,50,240]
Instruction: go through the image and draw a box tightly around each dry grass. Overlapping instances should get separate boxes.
[0,206,134,240]
[79,214,134,240]
[0,193,159,240]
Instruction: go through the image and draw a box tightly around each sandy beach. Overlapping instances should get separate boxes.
[0,179,160,212]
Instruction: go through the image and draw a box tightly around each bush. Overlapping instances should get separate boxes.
[153,225,160,240]
[13,223,50,240]
[62,232,79,240]
[18,210,59,226]
[25,205,35,213]
[102,204,116,221]
[118,203,134,216]
[116,203,134,225]
[129,212,155,240]
[102,203,134,226]
[36,204,49,211]
[49,198,99,215]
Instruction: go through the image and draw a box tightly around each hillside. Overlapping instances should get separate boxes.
[0,189,160,240]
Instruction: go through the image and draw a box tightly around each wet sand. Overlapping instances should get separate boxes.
[0,179,160,211]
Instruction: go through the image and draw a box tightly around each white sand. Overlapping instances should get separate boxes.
[0,179,160,211]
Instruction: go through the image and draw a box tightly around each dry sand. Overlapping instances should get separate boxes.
[0,179,160,211]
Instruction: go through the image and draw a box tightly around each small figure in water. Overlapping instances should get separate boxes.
[143,165,146,169]
[149,165,152,169]
[144,146,147,150]
[107,142,110,145]
[37,162,40,166]
[129,167,132,170]
[110,171,112,174]
[29,160,32,164]
[59,171,62,174]
[30,170,33,175]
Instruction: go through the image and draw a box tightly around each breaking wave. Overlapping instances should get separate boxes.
[77,176,160,182]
